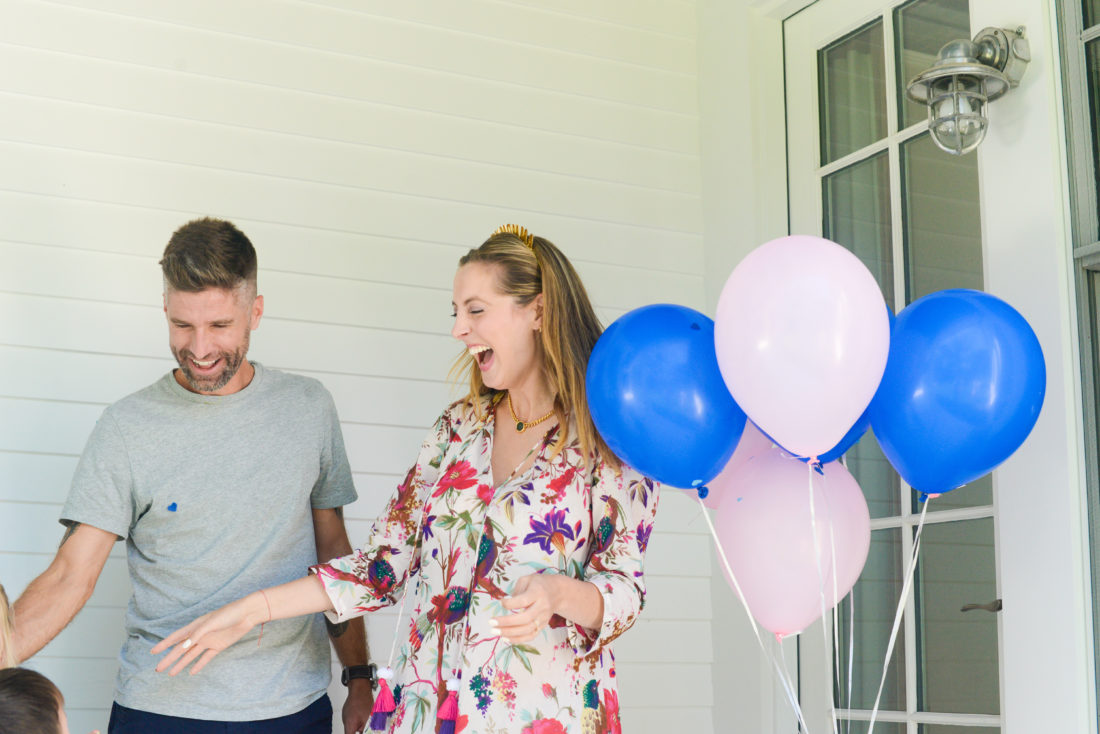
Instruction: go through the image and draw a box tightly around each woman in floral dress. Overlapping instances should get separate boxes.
[153,225,660,734]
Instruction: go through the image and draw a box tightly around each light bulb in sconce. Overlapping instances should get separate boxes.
[907,28,1029,155]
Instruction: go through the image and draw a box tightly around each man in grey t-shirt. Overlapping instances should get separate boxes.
[12,218,374,733]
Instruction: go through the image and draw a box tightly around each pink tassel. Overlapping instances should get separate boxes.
[369,667,396,732]
[437,678,460,734]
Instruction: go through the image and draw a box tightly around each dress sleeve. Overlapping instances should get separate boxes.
[566,460,660,659]
[310,408,453,623]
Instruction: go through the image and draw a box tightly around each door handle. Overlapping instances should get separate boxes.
[960,599,1002,613]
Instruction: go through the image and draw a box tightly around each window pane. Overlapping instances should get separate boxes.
[912,474,992,512]
[1086,39,1100,239]
[895,0,971,129]
[901,131,982,299]
[824,152,895,308]
[847,430,901,518]
[920,727,999,734]
[836,528,906,711]
[1086,0,1100,29]
[916,518,1000,715]
[841,722,906,734]
[820,20,888,164]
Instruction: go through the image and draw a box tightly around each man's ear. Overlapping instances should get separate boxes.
[250,294,265,330]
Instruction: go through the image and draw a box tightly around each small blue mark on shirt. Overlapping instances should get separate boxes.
[167,502,178,512]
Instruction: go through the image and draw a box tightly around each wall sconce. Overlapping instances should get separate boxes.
[906,26,1030,155]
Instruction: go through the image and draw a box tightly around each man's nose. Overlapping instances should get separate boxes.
[189,329,213,358]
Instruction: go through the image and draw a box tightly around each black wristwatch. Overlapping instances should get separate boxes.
[341,664,377,690]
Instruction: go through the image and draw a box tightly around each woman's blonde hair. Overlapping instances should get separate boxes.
[0,583,15,668]
[453,226,617,467]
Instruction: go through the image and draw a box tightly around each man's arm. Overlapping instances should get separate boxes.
[312,507,373,733]
[13,523,116,662]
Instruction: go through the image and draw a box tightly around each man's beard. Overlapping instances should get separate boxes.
[173,333,250,393]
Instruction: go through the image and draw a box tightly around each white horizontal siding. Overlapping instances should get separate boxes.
[0,0,710,731]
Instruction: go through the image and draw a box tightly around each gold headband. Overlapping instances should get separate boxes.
[492,223,535,250]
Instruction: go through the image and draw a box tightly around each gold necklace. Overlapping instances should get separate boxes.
[506,393,555,433]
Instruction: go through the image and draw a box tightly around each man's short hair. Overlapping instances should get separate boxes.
[160,218,257,293]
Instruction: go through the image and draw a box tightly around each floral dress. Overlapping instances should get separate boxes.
[312,398,659,734]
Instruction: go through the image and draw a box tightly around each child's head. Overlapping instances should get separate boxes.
[0,583,14,668]
[0,667,69,734]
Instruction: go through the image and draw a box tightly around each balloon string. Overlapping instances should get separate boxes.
[823,530,856,734]
[827,511,849,734]
[806,463,839,734]
[696,494,812,733]
[846,589,855,734]
[776,640,806,729]
[867,496,933,734]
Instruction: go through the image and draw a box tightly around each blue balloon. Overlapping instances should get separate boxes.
[868,289,1046,494]
[587,304,747,489]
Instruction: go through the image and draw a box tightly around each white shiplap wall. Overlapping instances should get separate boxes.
[0,1,714,731]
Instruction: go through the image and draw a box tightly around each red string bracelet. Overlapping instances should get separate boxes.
[258,589,272,647]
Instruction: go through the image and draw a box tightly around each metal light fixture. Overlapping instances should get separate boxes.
[906,26,1030,155]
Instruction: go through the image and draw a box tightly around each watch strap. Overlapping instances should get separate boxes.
[341,663,377,687]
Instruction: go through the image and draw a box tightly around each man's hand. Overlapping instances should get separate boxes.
[342,678,375,734]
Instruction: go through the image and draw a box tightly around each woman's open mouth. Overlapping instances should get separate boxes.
[469,345,494,371]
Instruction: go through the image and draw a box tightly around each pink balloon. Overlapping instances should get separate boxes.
[713,446,870,637]
[714,235,890,458]
[701,421,774,509]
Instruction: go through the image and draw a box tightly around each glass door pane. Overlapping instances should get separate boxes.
[823,151,895,305]
[847,430,902,519]
[895,0,971,129]
[819,20,888,164]
[836,528,907,711]
[916,518,1000,715]
[848,723,907,734]
[901,132,983,300]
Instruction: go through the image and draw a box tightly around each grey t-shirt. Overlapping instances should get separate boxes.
[60,363,357,720]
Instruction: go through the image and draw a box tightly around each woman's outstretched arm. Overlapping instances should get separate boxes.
[151,574,333,676]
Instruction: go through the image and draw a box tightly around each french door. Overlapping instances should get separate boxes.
[785,1,1002,732]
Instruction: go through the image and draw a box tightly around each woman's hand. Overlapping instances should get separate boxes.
[490,573,562,644]
[151,592,267,676]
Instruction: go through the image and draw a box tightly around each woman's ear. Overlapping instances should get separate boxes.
[532,293,545,331]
